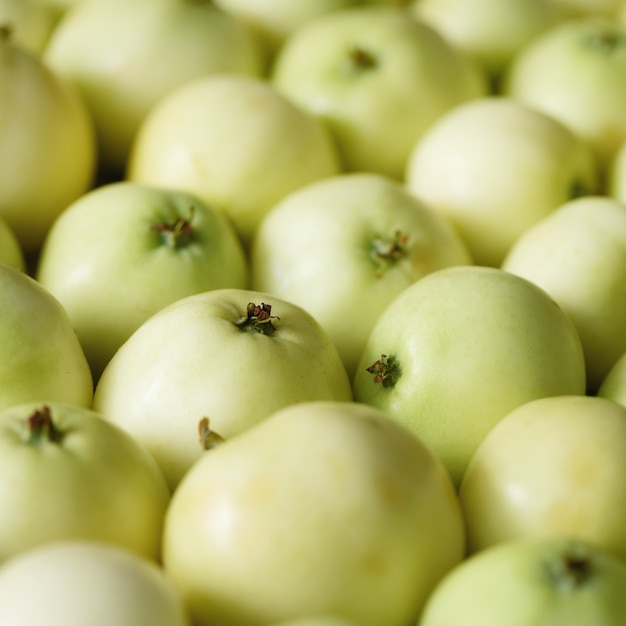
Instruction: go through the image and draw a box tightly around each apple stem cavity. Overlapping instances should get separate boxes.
[585,27,626,55]
[370,231,409,277]
[344,45,378,75]
[366,354,401,388]
[24,406,64,445]
[546,545,593,591]
[198,417,225,451]
[234,302,279,336]
[151,206,195,249]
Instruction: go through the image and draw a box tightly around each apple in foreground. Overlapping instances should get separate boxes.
[352,265,586,486]
[92,289,353,489]
[0,541,190,626]
[460,395,626,561]
[36,181,248,380]
[162,400,465,626]
[0,261,93,412]
[0,402,170,563]
[251,172,472,378]
[418,536,626,626]
[405,96,598,267]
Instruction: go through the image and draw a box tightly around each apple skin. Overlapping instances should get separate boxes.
[36,181,249,381]
[418,536,626,626]
[270,5,487,181]
[44,0,266,175]
[251,172,472,378]
[405,96,599,268]
[0,541,190,626]
[460,395,626,561]
[92,289,353,489]
[162,400,465,626]
[127,74,342,247]
[0,262,93,412]
[352,265,587,487]
[503,17,626,171]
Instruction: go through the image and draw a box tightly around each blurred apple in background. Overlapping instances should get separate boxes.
[419,536,626,626]
[0,26,95,257]
[352,265,586,486]
[503,17,626,175]
[0,0,58,55]
[163,400,465,626]
[270,5,487,181]
[410,0,563,88]
[44,0,266,178]
[0,215,25,271]
[0,541,190,626]
[405,97,598,267]
[127,74,341,248]
[502,195,626,393]
[598,350,626,407]
[460,395,626,562]
[0,262,93,412]
[251,172,472,378]
[36,181,249,381]
[93,289,353,489]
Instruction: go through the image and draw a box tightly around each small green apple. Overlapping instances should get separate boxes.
[36,181,249,380]
[352,265,587,486]
[460,395,626,561]
[163,400,465,626]
[0,541,190,626]
[251,172,472,378]
[0,261,93,412]
[405,96,598,267]
[127,74,342,247]
[271,5,487,180]
[419,536,626,626]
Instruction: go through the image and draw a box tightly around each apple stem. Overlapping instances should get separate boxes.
[344,46,377,75]
[586,28,626,55]
[24,406,64,445]
[365,354,401,388]
[370,231,409,277]
[234,302,279,336]
[198,417,225,451]
[151,206,195,249]
[548,546,592,590]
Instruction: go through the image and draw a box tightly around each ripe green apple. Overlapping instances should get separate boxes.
[127,74,342,247]
[352,265,586,487]
[162,400,465,626]
[0,540,190,626]
[405,96,598,267]
[92,289,353,489]
[0,27,96,255]
[419,536,626,626]
[36,181,249,381]
[0,214,25,271]
[0,0,58,55]
[250,172,472,378]
[503,17,626,171]
[0,402,171,563]
[460,395,626,560]
[0,261,93,412]
[44,0,265,176]
[270,5,487,181]
[502,195,626,393]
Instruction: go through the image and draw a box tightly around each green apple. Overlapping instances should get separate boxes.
[502,195,626,393]
[127,74,342,247]
[250,172,472,378]
[36,181,249,381]
[0,26,96,255]
[410,0,562,83]
[163,400,465,626]
[503,17,626,172]
[92,289,353,489]
[0,213,25,271]
[0,262,93,412]
[0,402,171,563]
[0,540,190,626]
[405,96,598,267]
[0,0,58,55]
[419,536,626,626]
[270,5,487,181]
[597,350,626,406]
[352,265,586,487]
[44,0,265,176]
[460,395,626,561]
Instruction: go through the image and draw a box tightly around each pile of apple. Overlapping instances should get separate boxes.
[3,0,626,623]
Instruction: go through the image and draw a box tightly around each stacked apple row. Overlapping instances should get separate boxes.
[3,0,626,625]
